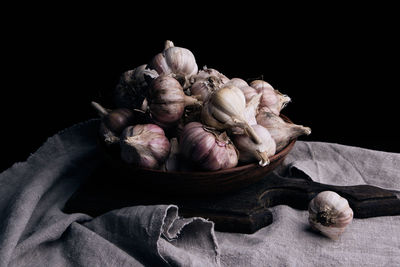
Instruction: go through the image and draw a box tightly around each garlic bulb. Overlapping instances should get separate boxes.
[191,66,230,84]
[147,40,198,88]
[91,101,136,135]
[201,84,262,144]
[190,75,223,101]
[249,80,274,91]
[113,64,150,110]
[226,78,258,103]
[233,124,276,166]
[147,75,201,127]
[308,191,354,240]
[256,111,311,152]
[189,67,229,101]
[120,124,170,169]
[250,80,291,115]
[180,122,238,171]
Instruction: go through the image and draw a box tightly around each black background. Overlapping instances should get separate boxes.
[1,7,399,172]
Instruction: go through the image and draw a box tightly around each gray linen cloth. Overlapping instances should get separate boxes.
[0,119,399,266]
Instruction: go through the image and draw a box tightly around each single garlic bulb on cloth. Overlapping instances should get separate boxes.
[308,191,354,240]
[120,124,171,169]
[147,40,198,88]
[180,122,238,171]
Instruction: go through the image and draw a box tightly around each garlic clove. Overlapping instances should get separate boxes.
[308,191,354,240]
[233,124,276,166]
[256,110,311,152]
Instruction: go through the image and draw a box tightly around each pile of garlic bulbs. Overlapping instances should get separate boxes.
[93,40,311,171]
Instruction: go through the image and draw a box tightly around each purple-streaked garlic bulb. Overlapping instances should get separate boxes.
[256,110,311,152]
[233,124,276,166]
[147,40,198,88]
[180,122,238,171]
[249,80,291,115]
[147,75,201,127]
[113,64,150,110]
[120,124,170,169]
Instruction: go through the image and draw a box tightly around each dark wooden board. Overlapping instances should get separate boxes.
[64,164,400,234]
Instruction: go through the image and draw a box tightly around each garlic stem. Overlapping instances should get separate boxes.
[243,122,262,144]
[164,40,174,50]
[184,95,202,107]
[91,101,109,117]
[256,150,270,167]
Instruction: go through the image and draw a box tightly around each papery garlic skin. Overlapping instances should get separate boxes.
[189,67,229,101]
[148,40,198,88]
[148,75,200,127]
[192,66,230,84]
[99,122,120,145]
[120,124,170,169]
[113,64,150,110]
[250,80,291,115]
[180,122,238,171]
[256,111,311,152]
[201,85,262,144]
[231,93,262,135]
[190,75,223,101]
[308,191,354,240]
[233,124,276,166]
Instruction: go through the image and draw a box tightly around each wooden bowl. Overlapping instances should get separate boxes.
[99,115,296,196]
